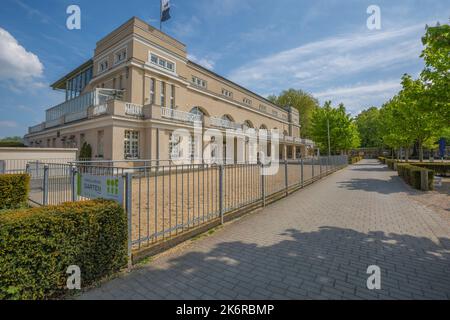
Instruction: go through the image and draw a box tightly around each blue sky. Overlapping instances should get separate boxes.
[0,0,448,138]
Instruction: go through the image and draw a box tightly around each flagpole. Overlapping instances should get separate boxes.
[159,0,162,31]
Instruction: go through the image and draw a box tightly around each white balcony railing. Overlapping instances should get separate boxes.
[125,103,144,117]
[161,107,202,123]
[29,123,45,134]
[45,118,62,129]
[65,110,88,123]
[210,117,242,130]
[92,104,108,116]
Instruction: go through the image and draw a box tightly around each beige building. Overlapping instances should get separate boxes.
[25,17,314,164]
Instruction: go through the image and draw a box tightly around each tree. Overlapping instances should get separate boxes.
[268,89,319,138]
[310,101,360,155]
[355,107,383,148]
[420,22,450,119]
[79,142,92,160]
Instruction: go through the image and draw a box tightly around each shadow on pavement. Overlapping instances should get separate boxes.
[81,227,450,300]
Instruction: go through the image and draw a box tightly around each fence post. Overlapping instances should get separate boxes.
[312,156,315,178]
[0,160,5,174]
[219,165,224,224]
[300,158,304,187]
[25,163,30,175]
[43,164,49,206]
[125,172,133,270]
[261,163,266,207]
[71,166,78,202]
[284,160,288,196]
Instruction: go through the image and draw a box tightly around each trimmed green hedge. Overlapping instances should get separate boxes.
[385,159,397,170]
[0,200,127,300]
[349,156,363,164]
[397,164,434,190]
[0,174,30,210]
[412,163,449,177]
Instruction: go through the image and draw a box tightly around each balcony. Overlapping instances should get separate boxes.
[210,117,242,130]
[161,107,202,124]
[27,89,123,134]
[125,103,144,117]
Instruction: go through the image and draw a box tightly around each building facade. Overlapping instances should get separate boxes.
[25,17,314,163]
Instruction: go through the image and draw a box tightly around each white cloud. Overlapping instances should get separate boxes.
[0,121,18,128]
[313,80,402,115]
[0,27,44,83]
[228,23,427,92]
[188,54,215,70]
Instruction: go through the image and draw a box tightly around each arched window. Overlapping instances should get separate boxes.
[221,114,234,122]
[243,120,254,129]
[259,124,268,130]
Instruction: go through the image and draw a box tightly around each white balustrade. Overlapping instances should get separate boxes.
[125,103,144,117]
[161,107,202,123]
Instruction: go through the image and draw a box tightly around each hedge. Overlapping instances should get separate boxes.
[412,163,449,177]
[385,159,396,170]
[349,156,363,164]
[378,157,386,164]
[397,163,434,190]
[0,200,127,300]
[0,174,30,210]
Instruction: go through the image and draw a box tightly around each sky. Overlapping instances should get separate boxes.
[0,0,448,138]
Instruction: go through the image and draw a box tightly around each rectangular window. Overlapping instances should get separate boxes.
[114,47,127,65]
[160,81,166,107]
[191,76,207,89]
[112,78,116,89]
[222,88,233,98]
[119,75,123,90]
[124,130,139,159]
[243,98,252,105]
[97,130,104,158]
[150,78,155,104]
[169,133,180,159]
[149,53,175,72]
[170,84,175,109]
[98,59,108,73]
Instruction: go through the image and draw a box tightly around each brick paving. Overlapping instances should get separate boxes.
[79,159,450,300]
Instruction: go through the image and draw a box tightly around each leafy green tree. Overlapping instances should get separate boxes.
[79,142,92,160]
[420,22,450,119]
[310,101,360,155]
[268,89,319,138]
[355,107,383,148]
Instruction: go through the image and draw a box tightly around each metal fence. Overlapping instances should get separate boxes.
[22,155,348,254]
[127,155,348,250]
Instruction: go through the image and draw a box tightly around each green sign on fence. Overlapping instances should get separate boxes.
[77,173,124,204]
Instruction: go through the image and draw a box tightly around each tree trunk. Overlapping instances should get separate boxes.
[405,147,409,162]
[418,140,424,162]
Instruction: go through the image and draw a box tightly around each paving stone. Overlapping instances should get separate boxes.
[79,160,450,300]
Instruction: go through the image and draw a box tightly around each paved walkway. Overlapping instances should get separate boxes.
[80,160,450,300]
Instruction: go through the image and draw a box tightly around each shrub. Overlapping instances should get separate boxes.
[397,163,434,190]
[412,163,450,177]
[385,159,396,170]
[79,142,92,160]
[349,156,363,164]
[378,157,386,164]
[0,200,127,300]
[0,174,30,210]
